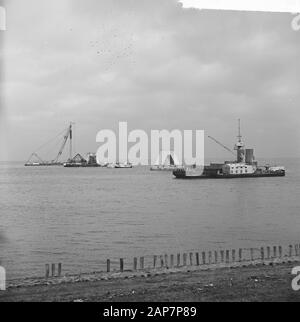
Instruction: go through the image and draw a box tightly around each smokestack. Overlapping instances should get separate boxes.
[245,149,254,164]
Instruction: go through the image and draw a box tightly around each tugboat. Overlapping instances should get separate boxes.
[173,120,286,179]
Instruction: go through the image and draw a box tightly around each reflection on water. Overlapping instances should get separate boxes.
[0,158,299,280]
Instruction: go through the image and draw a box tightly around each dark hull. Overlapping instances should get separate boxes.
[115,166,133,169]
[150,168,177,171]
[25,163,63,167]
[173,172,286,179]
[64,164,100,168]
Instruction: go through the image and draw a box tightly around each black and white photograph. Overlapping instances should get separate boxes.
[1,0,300,307]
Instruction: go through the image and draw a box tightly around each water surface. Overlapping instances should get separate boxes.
[0,158,299,280]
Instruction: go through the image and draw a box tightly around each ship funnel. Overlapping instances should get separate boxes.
[245,149,254,164]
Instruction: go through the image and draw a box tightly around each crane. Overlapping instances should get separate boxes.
[53,123,73,163]
[208,135,235,156]
[25,122,75,166]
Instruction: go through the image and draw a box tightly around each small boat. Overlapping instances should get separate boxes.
[114,162,133,169]
[98,163,109,168]
[150,151,181,171]
[106,163,117,168]
[150,165,179,171]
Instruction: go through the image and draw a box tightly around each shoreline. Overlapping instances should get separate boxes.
[1,259,300,302]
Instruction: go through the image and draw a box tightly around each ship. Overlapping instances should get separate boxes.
[173,120,286,179]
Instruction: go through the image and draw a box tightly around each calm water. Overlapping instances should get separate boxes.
[0,158,300,280]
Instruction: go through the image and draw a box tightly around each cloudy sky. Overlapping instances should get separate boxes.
[1,0,300,161]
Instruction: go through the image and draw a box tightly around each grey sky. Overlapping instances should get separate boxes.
[1,0,300,161]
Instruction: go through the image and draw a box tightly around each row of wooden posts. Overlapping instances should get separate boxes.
[45,244,300,277]
[106,244,300,273]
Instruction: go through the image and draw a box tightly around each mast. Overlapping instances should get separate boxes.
[53,123,72,163]
[69,123,73,161]
[238,119,242,143]
[234,119,245,163]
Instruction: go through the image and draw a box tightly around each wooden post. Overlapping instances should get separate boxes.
[289,245,293,257]
[196,253,200,266]
[267,247,271,259]
[45,264,50,278]
[214,251,218,264]
[261,247,265,261]
[208,252,212,264]
[250,248,254,261]
[164,255,169,268]
[177,254,180,267]
[226,250,230,263]
[279,246,283,258]
[183,253,187,266]
[153,256,157,269]
[202,252,206,265]
[189,253,193,266]
[120,258,124,272]
[239,249,243,262]
[273,246,277,258]
[58,263,62,277]
[220,250,225,263]
[140,257,145,270]
[170,255,174,268]
[160,255,164,268]
[134,257,138,271]
[51,264,55,277]
[232,250,236,262]
[107,259,111,273]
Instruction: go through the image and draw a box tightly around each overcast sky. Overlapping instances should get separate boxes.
[1,0,300,161]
